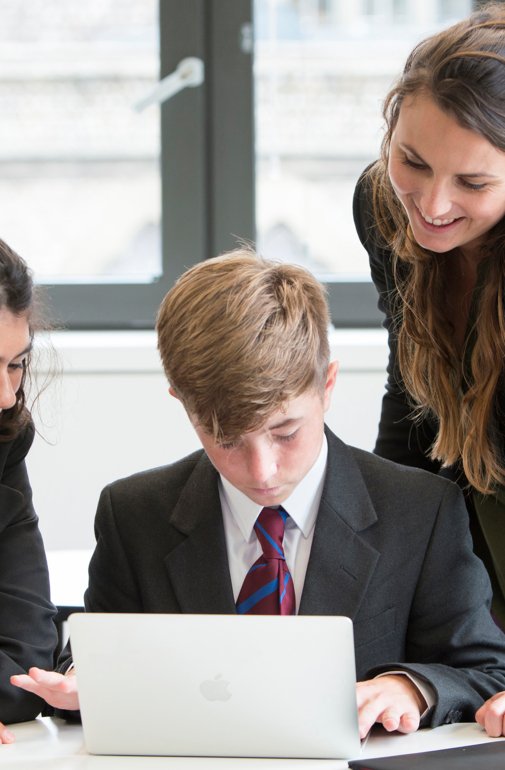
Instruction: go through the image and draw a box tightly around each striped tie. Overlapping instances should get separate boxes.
[236,506,296,615]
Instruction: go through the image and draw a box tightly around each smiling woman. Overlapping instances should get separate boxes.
[0,240,57,742]
[352,1,505,632]
[387,92,505,260]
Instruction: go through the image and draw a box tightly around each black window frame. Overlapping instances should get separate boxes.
[44,0,253,329]
[43,0,484,329]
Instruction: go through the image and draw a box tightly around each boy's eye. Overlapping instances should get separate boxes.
[275,431,298,443]
[219,440,240,450]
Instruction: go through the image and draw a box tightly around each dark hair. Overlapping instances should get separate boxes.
[369,2,505,493]
[0,239,43,440]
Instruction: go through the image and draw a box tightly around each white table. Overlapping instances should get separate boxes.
[0,718,503,770]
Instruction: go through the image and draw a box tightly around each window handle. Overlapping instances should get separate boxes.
[134,57,204,112]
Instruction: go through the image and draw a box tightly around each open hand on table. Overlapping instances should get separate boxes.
[10,667,79,713]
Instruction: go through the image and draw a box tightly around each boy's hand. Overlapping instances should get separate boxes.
[356,675,425,739]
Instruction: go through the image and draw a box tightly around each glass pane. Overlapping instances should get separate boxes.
[0,1,160,283]
[254,0,472,281]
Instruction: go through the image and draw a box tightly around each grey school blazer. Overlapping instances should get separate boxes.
[81,426,505,727]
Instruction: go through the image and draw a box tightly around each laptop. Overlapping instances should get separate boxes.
[68,612,361,759]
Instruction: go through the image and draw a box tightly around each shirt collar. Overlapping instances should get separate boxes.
[219,435,328,542]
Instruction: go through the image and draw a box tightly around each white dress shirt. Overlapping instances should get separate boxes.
[219,436,328,613]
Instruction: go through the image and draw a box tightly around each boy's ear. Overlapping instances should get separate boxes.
[169,386,179,399]
[328,360,339,381]
[323,360,339,410]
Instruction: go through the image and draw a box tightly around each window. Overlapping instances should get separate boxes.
[1,0,477,328]
[0,0,166,327]
[0,0,254,328]
[253,0,473,325]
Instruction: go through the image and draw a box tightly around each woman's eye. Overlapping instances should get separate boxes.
[402,157,426,170]
[8,359,26,371]
[460,179,486,191]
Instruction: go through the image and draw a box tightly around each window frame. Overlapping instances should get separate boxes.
[43,0,254,329]
[44,0,482,329]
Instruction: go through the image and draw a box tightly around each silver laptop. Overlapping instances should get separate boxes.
[68,613,360,759]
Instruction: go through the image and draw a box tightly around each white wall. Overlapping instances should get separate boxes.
[28,329,388,552]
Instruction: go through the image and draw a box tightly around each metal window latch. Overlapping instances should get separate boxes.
[134,56,205,112]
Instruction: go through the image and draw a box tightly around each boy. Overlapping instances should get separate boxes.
[12,249,505,738]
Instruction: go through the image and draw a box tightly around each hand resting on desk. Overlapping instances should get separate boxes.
[357,674,425,739]
[1,668,78,744]
[0,722,15,744]
[476,691,505,737]
[10,667,79,712]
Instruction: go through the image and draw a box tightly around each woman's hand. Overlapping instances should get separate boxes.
[0,722,15,744]
[10,667,79,713]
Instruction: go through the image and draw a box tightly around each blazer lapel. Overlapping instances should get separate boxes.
[164,453,236,614]
[299,428,380,618]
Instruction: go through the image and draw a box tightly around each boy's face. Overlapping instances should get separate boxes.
[190,362,338,507]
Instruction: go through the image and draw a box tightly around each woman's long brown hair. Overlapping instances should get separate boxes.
[369,3,505,493]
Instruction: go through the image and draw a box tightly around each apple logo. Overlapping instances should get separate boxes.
[199,674,232,702]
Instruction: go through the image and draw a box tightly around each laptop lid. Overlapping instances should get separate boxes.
[68,613,360,759]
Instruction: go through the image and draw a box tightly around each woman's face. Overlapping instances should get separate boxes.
[0,308,31,413]
[388,91,505,260]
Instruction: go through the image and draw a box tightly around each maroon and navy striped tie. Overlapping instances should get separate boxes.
[236,506,296,615]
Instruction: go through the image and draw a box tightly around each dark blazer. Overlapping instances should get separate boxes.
[352,167,505,625]
[80,427,505,727]
[0,422,57,724]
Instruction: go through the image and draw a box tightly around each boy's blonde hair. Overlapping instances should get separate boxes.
[156,248,330,441]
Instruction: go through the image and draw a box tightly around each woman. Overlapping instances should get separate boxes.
[354,4,505,606]
[0,239,57,742]
[353,1,505,736]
